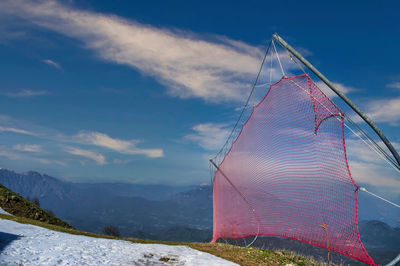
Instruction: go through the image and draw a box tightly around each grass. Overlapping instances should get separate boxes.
[188,243,325,266]
[0,213,327,265]
[0,183,327,265]
[0,184,72,229]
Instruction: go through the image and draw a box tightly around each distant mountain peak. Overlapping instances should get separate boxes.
[0,168,13,173]
[23,170,42,176]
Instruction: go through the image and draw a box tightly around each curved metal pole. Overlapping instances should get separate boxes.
[385,253,400,266]
[273,33,400,266]
[272,33,400,168]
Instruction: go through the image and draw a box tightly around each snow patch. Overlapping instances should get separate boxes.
[0,218,237,265]
[0,207,11,215]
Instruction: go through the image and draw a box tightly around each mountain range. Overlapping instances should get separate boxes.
[1,168,399,265]
[0,169,212,241]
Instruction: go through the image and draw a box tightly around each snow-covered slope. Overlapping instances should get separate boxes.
[0,218,237,265]
[0,207,10,215]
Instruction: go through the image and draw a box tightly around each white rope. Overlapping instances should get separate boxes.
[274,39,399,173]
[213,41,272,161]
[272,35,400,173]
[287,79,400,174]
[288,79,400,266]
[359,187,400,208]
[246,225,259,247]
[210,159,261,248]
[269,48,273,85]
[254,82,272,88]
[345,115,398,166]
[209,160,214,184]
[343,119,400,174]
[360,190,400,266]
[289,53,307,75]
[272,40,286,77]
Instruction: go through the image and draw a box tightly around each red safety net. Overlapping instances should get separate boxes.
[212,74,376,265]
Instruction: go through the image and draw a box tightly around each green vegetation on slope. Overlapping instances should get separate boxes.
[0,213,326,266]
[0,184,73,229]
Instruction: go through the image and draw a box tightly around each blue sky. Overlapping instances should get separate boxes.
[0,0,399,188]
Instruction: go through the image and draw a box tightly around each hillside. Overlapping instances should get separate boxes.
[0,178,323,265]
[0,169,209,239]
[0,183,72,229]
[0,213,324,265]
[1,168,399,265]
[0,169,193,202]
[2,169,399,239]
[0,217,235,265]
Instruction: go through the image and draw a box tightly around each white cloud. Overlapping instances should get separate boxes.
[185,123,231,151]
[348,160,400,190]
[0,0,293,103]
[0,27,27,44]
[5,89,48,98]
[13,144,43,153]
[0,150,21,160]
[387,82,400,90]
[345,139,379,163]
[0,126,37,136]
[113,158,132,164]
[316,81,356,98]
[364,97,400,126]
[35,158,66,166]
[42,59,62,70]
[348,97,400,126]
[0,145,66,166]
[75,131,163,158]
[1,115,163,160]
[65,146,106,165]
[345,138,400,191]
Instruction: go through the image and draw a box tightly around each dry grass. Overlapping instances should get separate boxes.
[0,184,72,229]
[188,243,327,266]
[0,213,329,265]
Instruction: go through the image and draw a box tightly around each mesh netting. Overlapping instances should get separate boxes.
[212,74,376,265]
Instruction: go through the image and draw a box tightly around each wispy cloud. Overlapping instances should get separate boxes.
[65,146,106,165]
[364,97,400,126]
[13,144,43,153]
[35,158,67,166]
[0,145,66,166]
[185,123,231,151]
[0,126,37,136]
[316,81,356,98]
[113,158,132,164]
[75,131,163,158]
[0,149,21,160]
[0,26,27,44]
[346,138,400,191]
[5,89,49,98]
[387,82,400,90]
[0,0,293,103]
[42,59,62,70]
[348,160,400,190]
[349,96,400,126]
[0,115,163,161]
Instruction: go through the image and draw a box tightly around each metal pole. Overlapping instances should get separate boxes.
[209,159,253,208]
[272,33,400,168]
[386,253,400,266]
[209,159,260,247]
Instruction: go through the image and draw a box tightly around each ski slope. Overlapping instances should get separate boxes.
[0,218,237,265]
